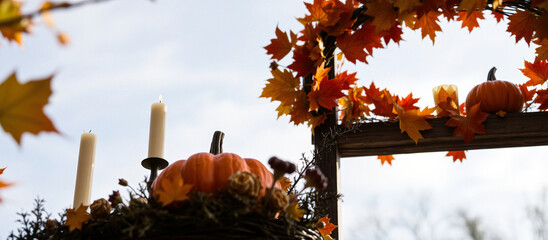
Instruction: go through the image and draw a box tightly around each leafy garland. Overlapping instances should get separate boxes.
[260,0,548,153]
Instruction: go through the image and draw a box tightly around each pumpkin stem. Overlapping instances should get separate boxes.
[209,131,224,154]
[487,67,497,81]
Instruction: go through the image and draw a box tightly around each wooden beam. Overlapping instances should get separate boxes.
[337,112,548,158]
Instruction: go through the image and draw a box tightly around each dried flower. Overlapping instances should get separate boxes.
[227,171,262,199]
[90,198,112,219]
[45,219,58,230]
[264,187,289,211]
[108,191,122,207]
[305,168,328,190]
[130,197,148,207]
[118,178,128,187]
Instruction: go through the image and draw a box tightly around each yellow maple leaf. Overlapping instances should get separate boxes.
[394,103,435,144]
[0,72,58,144]
[260,69,301,108]
[154,174,193,207]
[286,201,305,221]
[0,0,32,46]
[64,204,91,232]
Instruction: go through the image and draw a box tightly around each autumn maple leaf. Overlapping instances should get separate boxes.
[507,10,538,45]
[364,83,397,119]
[378,155,394,165]
[0,0,31,46]
[458,0,487,11]
[534,39,548,61]
[413,11,442,43]
[535,89,548,110]
[288,45,318,78]
[317,215,338,239]
[338,86,371,124]
[286,201,306,221]
[445,103,489,144]
[365,0,397,32]
[154,174,193,207]
[446,150,467,162]
[264,27,298,61]
[397,93,420,111]
[520,59,548,86]
[308,76,345,111]
[260,68,301,108]
[279,177,291,192]
[518,84,536,103]
[336,23,383,64]
[0,72,58,144]
[378,22,404,45]
[394,103,435,144]
[457,11,485,32]
[64,204,91,232]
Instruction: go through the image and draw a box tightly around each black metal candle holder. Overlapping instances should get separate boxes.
[141,157,169,192]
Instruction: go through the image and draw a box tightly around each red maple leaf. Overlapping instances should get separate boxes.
[457,11,485,32]
[397,93,420,111]
[264,27,298,61]
[520,59,548,86]
[288,45,318,78]
[493,11,505,23]
[535,89,548,110]
[308,77,345,111]
[445,103,489,144]
[446,150,467,162]
[507,10,538,45]
[335,71,358,90]
[338,86,371,124]
[365,0,397,32]
[378,22,404,45]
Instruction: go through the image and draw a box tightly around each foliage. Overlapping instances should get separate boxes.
[0,167,12,203]
[261,0,548,163]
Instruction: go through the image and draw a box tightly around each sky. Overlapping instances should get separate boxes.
[0,1,546,239]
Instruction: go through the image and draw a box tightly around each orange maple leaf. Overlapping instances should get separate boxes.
[413,11,442,43]
[64,204,91,232]
[435,88,459,117]
[445,103,489,144]
[336,71,358,90]
[518,84,536,103]
[446,150,467,162]
[394,0,421,13]
[280,177,291,192]
[457,11,485,32]
[507,10,538,45]
[264,27,298,61]
[0,72,58,144]
[0,167,5,175]
[364,83,396,119]
[336,23,383,64]
[535,89,548,110]
[365,0,397,32]
[338,86,371,124]
[290,90,313,125]
[154,174,193,207]
[308,76,345,111]
[520,59,548,86]
[260,68,301,108]
[308,113,327,133]
[378,155,394,165]
[394,103,435,143]
[317,215,338,236]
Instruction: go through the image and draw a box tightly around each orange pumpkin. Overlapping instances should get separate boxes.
[465,67,524,114]
[151,131,279,197]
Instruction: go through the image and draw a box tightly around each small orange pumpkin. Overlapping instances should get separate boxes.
[465,67,524,114]
[151,131,279,197]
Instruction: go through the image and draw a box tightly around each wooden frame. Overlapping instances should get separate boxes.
[314,111,548,238]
